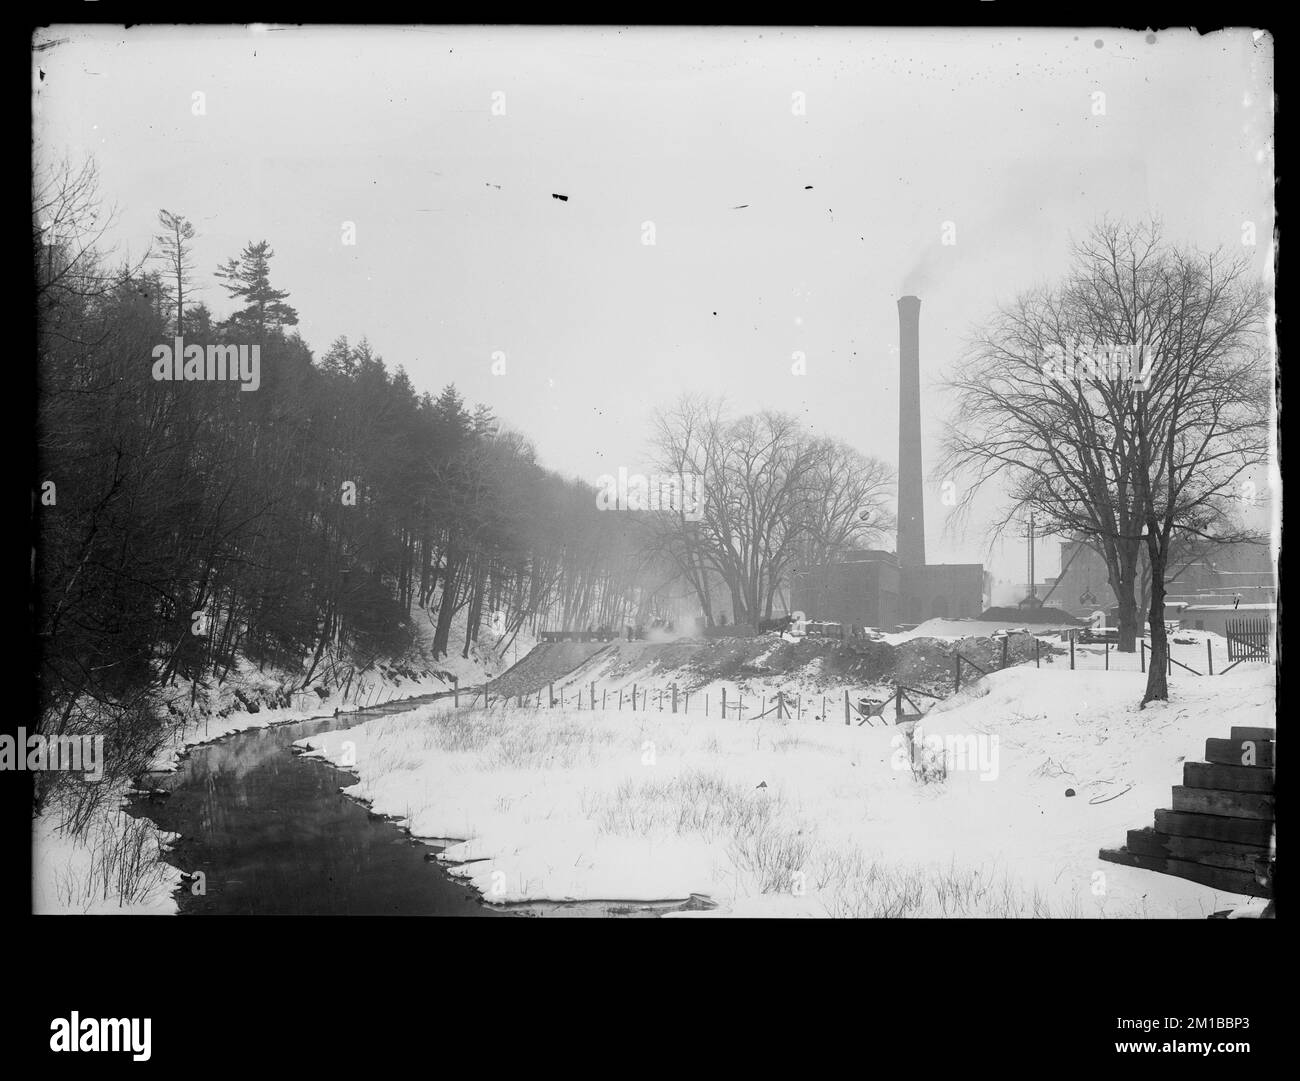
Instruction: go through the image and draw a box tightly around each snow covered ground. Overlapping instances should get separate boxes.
[883,618,1074,642]
[297,663,1275,917]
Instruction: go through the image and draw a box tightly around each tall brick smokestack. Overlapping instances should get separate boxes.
[897,295,926,567]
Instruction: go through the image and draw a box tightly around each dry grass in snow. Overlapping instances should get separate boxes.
[297,663,1274,917]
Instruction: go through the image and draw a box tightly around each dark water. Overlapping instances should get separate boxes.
[127,696,503,916]
[127,696,713,917]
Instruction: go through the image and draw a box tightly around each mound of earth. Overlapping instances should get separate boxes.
[486,640,614,697]
[889,633,1054,694]
[502,630,1066,701]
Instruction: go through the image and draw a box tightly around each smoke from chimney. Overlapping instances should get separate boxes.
[897,296,925,567]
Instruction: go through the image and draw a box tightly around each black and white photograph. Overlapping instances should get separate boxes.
[20,14,1277,1058]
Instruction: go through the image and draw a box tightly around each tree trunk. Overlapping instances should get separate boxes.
[431,551,462,659]
[1115,596,1139,653]
[727,580,746,625]
[1104,541,1142,652]
[1141,538,1169,705]
[462,564,484,659]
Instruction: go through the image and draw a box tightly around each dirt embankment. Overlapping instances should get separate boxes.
[886,633,1055,694]
[651,632,1055,696]
[483,631,1062,701]
[485,641,615,697]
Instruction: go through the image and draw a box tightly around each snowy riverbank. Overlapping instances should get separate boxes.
[297,664,1275,917]
[32,609,521,914]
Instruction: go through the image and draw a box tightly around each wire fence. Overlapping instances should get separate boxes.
[1045,635,1237,676]
[441,631,1262,720]
[445,680,900,724]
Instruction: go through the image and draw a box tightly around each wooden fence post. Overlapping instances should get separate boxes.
[603,689,607,709]
[954,655,961,692]
[1140,641,1146,673]
[1207,638,1214,676]
[591,682,596,711]
[1001,636,1009,669]
[672,684,678,713]
[722,687,727,718]
[1035,639,1040,668]
[844,689,850,726]
[549,681,555,708]
[632,684,637,712]
[1070,635,1075,670]
[1105,640,1109,670]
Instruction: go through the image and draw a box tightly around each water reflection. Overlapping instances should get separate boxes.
[128,699,502,916]
[129,696,711,918]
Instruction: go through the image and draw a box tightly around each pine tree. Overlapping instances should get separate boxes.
[153,209,197,335]
[320,335,354,378]
[214,240,299,334]
[186,301,214,339]
[431,384,470,435]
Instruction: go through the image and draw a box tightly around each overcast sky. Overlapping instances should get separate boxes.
[33,25,1274,586]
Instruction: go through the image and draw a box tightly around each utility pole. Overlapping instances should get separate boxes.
[1027,513,1036,603]
[1020,512,1040,610]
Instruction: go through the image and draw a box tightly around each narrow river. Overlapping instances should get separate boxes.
[127,695,706,917]
[127,695,508,915]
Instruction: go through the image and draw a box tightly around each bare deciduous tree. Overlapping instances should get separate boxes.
[943,220,1271,704]
[651,397,894,625]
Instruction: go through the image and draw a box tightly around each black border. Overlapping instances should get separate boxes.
[13,12,1280,1068]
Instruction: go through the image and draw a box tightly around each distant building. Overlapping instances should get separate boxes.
[900,562,986,623]
[792,550,900,629]
[1177,603,1276,637]
[791,550,984,630]
[1044,536,1275,620]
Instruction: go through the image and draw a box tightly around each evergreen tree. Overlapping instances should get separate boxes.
[214,240,299,334]
[153,209,197,335]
